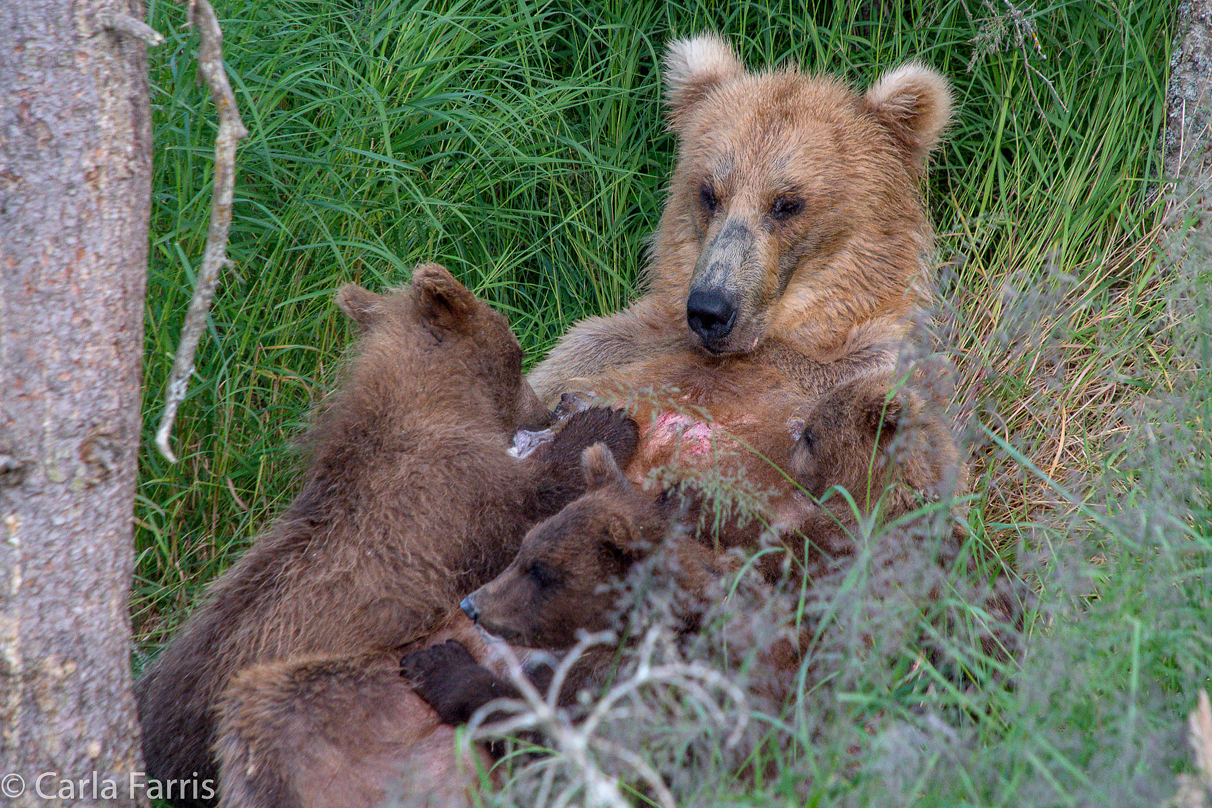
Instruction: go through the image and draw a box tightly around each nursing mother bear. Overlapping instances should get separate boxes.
[529,34,955,444]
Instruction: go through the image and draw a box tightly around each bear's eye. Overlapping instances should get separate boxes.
[699,183,718,214]
[599,540,637,572]
[799,425,818,452]
[526,561,558,589]
[770,196,804,221]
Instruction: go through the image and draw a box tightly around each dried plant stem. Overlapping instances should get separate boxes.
[155,0,247,462]
[465,627,747,808]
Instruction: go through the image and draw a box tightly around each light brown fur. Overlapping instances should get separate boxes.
[528,34,952,403]
[134,264,637,808]
[526,35,955,568]
[586,346,888,515]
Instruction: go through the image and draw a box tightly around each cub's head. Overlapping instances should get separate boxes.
[789,373,959,512]
[655,35,953,357]
[460,444,678,649]
[336,263,550,433]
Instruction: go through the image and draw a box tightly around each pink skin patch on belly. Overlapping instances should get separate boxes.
[629,406,763,485]
[643,411,716,455]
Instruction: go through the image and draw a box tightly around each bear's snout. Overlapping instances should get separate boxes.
[687,288,737,348]
[460,595,480,623]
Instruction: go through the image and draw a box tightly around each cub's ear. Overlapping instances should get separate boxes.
[863,389,908,448]
[664,33,745,132]
[864,61,953,170]
[336,284,385,332]
[582,443,627,491]
[410,263,478,335]
[785,415,807,442]
[600,516,640,570]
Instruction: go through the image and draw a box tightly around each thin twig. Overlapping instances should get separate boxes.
[155,0,248,462]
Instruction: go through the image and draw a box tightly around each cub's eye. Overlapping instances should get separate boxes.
[526,561,558,589]
[699,183,718,213]
[799,425,818,452]
[599,540,636,572]
[771,196,803,221]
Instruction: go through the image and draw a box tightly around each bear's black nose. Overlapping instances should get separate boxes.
[687,289,737,347]
[460,595,480,623]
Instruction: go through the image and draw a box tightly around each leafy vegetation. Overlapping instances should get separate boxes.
[135,0,1210,804]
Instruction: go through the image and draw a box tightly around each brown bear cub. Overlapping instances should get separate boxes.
[402,443,731,727]
[457,443,717,650]
[788,370,963,574]
[403,372,973,729]
[528,34,953,403]
[135,264,637,807]
[672,367,965,571]
[787,372,1025,667]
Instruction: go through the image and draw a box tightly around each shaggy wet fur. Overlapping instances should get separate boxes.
[134,265,637,807]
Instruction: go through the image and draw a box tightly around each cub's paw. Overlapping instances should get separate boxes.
[401,638,478,681]
[551,407,639,470]
[510,427,555,459]
[401,640,511,725]
[552,391,593,422]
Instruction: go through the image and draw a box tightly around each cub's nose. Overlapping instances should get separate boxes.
[460,595,480,623]
[687,289,737,347]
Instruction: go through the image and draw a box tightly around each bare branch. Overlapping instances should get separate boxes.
[155,0,248,462]
[101,12,165,46]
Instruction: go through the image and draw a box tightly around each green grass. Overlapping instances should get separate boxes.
[134,0,1211,804]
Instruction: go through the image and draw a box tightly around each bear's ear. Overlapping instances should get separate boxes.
[336,284,385,332]
[864,62,953,170]
[664,34,745,132]
[785,415,807,442]
[410,263,478,335]
[582,443,627,490]
[599,516,640,569]
[863,390,905,449]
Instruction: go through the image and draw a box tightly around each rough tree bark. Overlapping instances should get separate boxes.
[0,0,151,805]
[1165,0,1212,209]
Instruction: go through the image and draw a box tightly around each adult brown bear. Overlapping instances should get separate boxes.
[528,34,952,406]
[527,34,956,557]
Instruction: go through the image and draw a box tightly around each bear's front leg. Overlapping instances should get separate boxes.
[527,298,690,404]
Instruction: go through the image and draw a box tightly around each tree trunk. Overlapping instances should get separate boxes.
[0,0,151,805]
[1165,0,1212,205]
